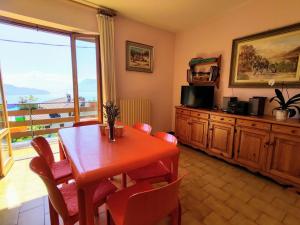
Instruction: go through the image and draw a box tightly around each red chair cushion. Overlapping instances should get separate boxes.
[127,161,170,181]
[60,180,117,217]
[51,160,73,182]
[107,182,153,225]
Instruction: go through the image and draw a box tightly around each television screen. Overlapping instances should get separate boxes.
[181,86,214,108]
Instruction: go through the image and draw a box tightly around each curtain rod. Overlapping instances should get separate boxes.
[71,0,117,17]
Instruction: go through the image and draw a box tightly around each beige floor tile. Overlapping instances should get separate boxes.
[283,214,300,225]
[203,184,231,202]
[226,196,260,221]
[256,214,284,225]
[248,197,286,221]
[18,206,44,225]
[204,196,235,220]
[229,213,257,225]
[203,212,229,225]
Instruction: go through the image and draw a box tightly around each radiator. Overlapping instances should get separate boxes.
[119,99,151,126]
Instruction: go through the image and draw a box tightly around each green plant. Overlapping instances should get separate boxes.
[103,101,120,124]
[270,88,300,117]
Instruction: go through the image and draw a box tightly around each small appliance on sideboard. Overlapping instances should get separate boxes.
[248,97,266,116]
[181,85,214,109]
[227,101,249,115]
[222,97,238,112]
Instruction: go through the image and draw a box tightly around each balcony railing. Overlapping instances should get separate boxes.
[8,102,97,141]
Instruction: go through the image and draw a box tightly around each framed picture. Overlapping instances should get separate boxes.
[229,23,300,87]
[126,41,153,73]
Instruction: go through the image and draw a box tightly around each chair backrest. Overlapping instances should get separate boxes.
[124,177,182,225]
[31,136,54,166]
[73,120,100,127]
[30,157,70,221]
[154,132,178,170]
[154,132,178,145]
[133,123,152,135]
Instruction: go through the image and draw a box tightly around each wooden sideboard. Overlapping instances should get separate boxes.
[175,106,300,188]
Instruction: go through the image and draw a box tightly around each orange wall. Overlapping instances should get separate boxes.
[172,0,300,128]
[114,16,175,132]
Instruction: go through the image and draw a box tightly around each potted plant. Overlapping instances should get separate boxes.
[270,89,300,121]
[103,101,120,142]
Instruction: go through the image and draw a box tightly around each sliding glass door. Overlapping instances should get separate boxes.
[0,66,13,176]
[72,35,102,122]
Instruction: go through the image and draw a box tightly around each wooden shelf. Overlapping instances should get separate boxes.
[189,81,217,87]
[187,55,222,88]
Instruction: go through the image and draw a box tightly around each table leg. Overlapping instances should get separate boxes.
[122,173,127,188]
[78,187,95,225]
[58,141,66,160]
[170,154,179,181]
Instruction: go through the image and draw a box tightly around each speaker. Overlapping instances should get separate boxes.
[249,97,266,116]
[222,97,238,112]
[236,101,249,115]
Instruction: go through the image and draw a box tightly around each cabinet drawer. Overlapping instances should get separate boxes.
[191,111,209,119]
[237,119,271,131]
[272,124,300,136]
[210,115,235,125]
[176,108,190,116]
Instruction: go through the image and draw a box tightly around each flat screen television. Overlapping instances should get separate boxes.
[180,86,214,109]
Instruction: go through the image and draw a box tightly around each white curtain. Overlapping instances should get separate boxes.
[96,14,117,103]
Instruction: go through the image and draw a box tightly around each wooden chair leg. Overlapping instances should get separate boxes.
[171,200,181,225]
[49,199,59,225]
[107,210,111,225]
[122,173,127,188]
[178,201,182,225]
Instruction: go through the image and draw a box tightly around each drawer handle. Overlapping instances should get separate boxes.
[220,118,224,120]
[251,124,256,127]
[291,130,296,134]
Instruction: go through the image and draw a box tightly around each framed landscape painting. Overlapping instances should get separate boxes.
[229,23,300,87]
[126,41,153,73]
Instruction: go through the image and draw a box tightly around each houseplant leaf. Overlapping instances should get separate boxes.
[274,89,285,107]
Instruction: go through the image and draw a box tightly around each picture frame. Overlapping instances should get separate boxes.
[126,41,153,73]
[229,23,300,88]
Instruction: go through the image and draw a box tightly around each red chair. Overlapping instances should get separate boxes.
[30,157,117,225]
[132,123,152,134]
[107,178,182,225]
[126,132,178,186]
[73,120,100,127]
[31,136,73,184]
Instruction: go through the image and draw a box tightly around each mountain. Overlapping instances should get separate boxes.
[4,84,50,95]
[78,79,97,92]
[272,46,300,60]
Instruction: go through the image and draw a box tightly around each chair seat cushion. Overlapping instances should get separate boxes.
[107,182,153,225]
[51,160,73,182]
[127,161,170,181]
[60,180,117,217]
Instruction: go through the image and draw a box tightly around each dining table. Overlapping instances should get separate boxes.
[58,124,180,225]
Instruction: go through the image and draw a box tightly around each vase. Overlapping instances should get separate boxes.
[274,109,289,121]
[108,122,115,142]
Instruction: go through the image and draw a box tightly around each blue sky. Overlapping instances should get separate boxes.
[0,22,97,100]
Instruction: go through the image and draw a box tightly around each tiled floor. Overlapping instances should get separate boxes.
[1,144,300,225]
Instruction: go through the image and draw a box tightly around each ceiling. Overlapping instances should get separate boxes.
[72,0,250,32]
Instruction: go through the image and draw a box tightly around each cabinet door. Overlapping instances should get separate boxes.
[234,126,269,170]
[266,133,300,185]
[189,118,208,150]
[175,114,189,143]
[208,122,234,158]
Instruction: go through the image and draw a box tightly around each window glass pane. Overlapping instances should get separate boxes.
[75,37,98,121]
